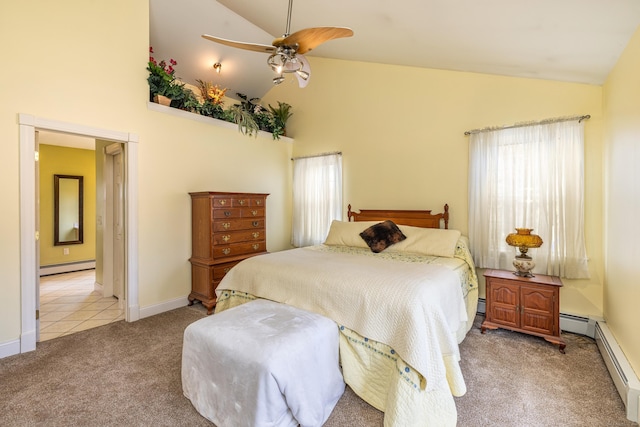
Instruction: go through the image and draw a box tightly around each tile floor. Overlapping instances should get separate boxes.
[39,269,124,342]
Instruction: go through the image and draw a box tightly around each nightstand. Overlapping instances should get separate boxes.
[481,269,566,353]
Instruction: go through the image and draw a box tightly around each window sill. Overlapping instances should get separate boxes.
[146,101,293,143]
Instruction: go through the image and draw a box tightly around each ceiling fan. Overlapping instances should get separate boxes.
[202,0,353,88]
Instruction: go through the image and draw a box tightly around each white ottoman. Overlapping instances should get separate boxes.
[182,299,345,427]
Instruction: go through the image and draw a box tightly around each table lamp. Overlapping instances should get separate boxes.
[505,228,543,277]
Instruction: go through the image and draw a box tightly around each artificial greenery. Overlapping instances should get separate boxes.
[147,48,293,140]
[147,47,184,103]
[228,104,260,137]
[268,101,293,138]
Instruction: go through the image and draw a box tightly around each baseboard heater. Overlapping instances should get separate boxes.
[595,322,640,423]
[477,299,639,422]
[39,260,96,276]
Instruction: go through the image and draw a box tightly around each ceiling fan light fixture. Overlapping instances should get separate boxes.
[267,53,285,74]
[202,0,353,89]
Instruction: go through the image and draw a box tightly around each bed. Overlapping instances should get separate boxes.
[214,204,478,426]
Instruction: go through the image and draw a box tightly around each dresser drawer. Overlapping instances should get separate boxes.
[240,207,265,218]
[212,229,264,245]
[249,197,266,207]
[213,208,242,219]
[231,196,250,207]
[213,218,265,232]
[212,260,243,281]
[213,241,266,259]
[211,197,233,208]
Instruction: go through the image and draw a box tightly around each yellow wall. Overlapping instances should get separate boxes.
[39,144,96,266]
[603,26,640,376]
[0,1,293,344]
[263,57,605,318]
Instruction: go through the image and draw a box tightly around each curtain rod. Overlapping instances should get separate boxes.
[464,114,591,136]
[291,151,342,161]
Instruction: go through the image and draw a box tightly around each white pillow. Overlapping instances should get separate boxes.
[386,225,461,258]
[323,220,380,248]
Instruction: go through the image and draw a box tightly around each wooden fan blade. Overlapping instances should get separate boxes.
[201,34,276,54]
[275,27,354,54]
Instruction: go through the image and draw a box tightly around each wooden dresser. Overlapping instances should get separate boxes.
[188,191,268,314]
[481,269,566,353]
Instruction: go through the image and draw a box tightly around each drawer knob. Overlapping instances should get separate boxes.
[256,200,262,206]
[252,244,259,250]
[223,267,231,273]
[222,248,231,255]
[222,235,230,242]
[222,222,230,229]
[238,200,246,206]
[252,221,259,227]
[252,232,260,238]
[251,210,258,216]
[219,200,227,206]
[224,211,231,217]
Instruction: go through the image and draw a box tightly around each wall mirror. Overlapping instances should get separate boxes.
[54,174,84,245]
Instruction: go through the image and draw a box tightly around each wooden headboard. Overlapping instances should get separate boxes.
[347,204,449,229]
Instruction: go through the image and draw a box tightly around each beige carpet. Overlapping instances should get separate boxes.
[0,305,635,427]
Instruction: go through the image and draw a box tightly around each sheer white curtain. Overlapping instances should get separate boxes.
[468,119,589,279]
[291,153,342,247]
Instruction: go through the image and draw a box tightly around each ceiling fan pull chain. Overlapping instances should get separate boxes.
[284,0,294,37]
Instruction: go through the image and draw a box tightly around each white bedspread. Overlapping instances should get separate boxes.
[217,246,468,393]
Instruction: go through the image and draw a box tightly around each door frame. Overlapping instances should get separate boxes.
[19,113,140,353]
[104,142,125,303]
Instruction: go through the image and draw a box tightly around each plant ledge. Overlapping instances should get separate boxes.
[146,101,293,143]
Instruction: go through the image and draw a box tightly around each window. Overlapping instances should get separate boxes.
[468,118,589,279]
[291,153,343,247]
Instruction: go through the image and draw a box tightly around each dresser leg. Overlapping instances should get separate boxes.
[202,302,215,315]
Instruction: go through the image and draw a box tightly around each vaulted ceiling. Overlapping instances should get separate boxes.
[149,0,640,99]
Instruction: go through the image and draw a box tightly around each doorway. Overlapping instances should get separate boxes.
[18,114,140,354]
[37,134,126,341]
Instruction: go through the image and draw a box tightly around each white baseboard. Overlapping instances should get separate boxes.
[595,322,640,423]
[138,296,191,319]
[40,261,96,276]
[0,339,21,359]
[94,281,103,293]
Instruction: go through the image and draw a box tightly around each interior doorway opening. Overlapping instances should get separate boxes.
[19,114,139,354]
[36,133,127,340]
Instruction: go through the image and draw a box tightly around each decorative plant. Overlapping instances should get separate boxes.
[197,80,227,105]
[235,92,262,113]
[147,47,185,102]
[268,102,293,137]
[145,52,293,139]
[172,87,200,113]
[228,104,259,137]
[194,80,227,120]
